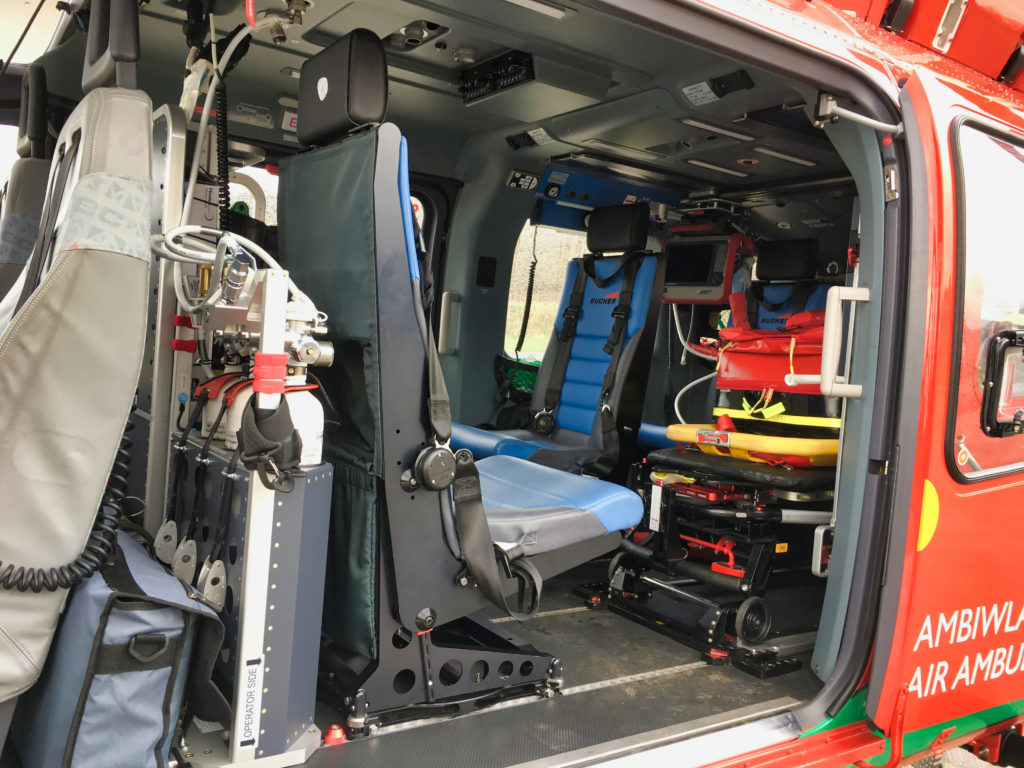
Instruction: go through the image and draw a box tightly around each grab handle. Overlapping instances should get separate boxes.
[438,291,461,355]
[785,285,869,398]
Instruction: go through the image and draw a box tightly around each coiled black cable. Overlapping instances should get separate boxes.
[514,256,537,356]
[0,406,134,592]
[215,81,230,230]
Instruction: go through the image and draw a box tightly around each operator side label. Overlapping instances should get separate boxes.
[237,655,265,749]
[909,602,1024,698]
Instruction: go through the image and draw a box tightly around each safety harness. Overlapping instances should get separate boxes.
[413,262,543,620]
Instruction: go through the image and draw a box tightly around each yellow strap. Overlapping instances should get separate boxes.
[789,336,797,376]
[713,407,841,429]
[651,471,695,485]
[716,342,733,372]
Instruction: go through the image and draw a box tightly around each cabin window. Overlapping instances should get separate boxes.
[0,123,20,190]
[949,122,1024,479]
[230,165,279,225]
[503,222,587,360]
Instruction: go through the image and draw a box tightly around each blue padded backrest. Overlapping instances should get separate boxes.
[398,136,419,280]
[750,283,829,331]
[551,255,658,434]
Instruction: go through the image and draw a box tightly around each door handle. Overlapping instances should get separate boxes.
[785,285,870,398]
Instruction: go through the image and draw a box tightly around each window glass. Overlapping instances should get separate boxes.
[0,6,61,65]
[232,166,279,225]
[950,124,1024,478]
[503,222,587,361]
[411,195,426,230]
[0,124,21,191]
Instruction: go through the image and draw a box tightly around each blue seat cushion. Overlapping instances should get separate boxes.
[451,422,546,461]
[476,455,643,535]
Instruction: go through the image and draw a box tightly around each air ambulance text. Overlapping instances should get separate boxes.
[909,601,1024,698]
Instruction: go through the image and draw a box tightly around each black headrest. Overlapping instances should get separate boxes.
[586,204,650,253]
[755,239,819,281]
[298,29,388,147]
[17,64,47,159]
[81,0,140,92]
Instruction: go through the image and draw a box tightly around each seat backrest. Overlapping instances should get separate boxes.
[730,239,828,332]
[0,0,151,706]
[281,28,494,653]
[0,65,50,299]
[530,204,664,441]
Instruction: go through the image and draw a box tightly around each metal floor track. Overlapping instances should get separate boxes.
[306,660,817,768]
[308,562,822,767]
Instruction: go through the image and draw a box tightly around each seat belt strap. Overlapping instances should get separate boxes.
[587,256,643,476]
[535,260,588,427]
[582,252,632,288]
[15,130,81,313]
[413,262,541,620]
[452,450,541,621]
[602,254,641,355]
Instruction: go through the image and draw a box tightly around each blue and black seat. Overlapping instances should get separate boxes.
[453,206,665,475]
[279,29,642,723]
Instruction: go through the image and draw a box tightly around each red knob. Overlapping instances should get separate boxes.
[324,724,346,746]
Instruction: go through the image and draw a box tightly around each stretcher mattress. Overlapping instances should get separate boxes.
[646,448,836,491]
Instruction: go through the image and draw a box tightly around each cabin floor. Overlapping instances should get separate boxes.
[307,559,822,768]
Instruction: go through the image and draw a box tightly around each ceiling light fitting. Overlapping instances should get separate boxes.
[681,118,755,142]
[687,159,749,178]
[500,0,573,20]
[753,147,816,167]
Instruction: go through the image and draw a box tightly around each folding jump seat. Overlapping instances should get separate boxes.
[0,0,151,741]
[0,65,50,302]
[279,30,642,726]
[452,206,665,476]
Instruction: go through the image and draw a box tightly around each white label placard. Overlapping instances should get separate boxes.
[649,482,663,532]
[681,81,719,106]
[236,655,265,750]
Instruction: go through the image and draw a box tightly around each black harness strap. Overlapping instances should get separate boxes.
[582,252,633,288]
[532,259,588,433]
[412,269,541,620]
[587,255,643,476]
[15,130,81,313]
[602,254,642,355]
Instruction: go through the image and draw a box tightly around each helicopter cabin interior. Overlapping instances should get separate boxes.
[0,0,900,765]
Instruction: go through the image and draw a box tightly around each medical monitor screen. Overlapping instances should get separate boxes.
[665,242,719,284]
[663,235,740,304]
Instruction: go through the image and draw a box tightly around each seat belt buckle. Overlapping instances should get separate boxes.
[531,409,556,435]
[610,305,628,320]
[559,306,580,341]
